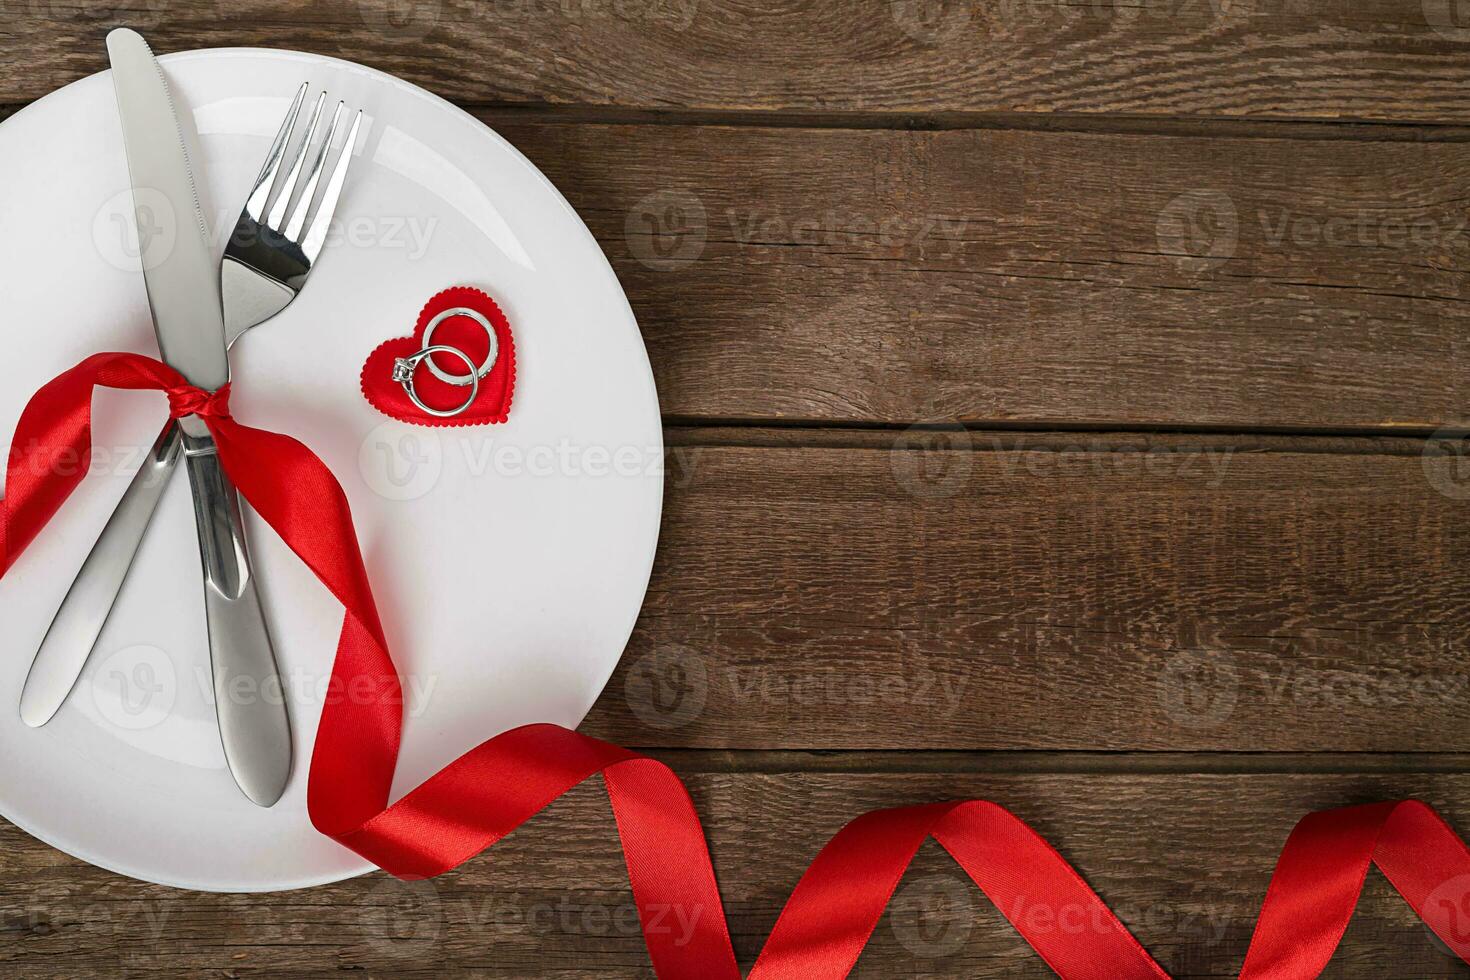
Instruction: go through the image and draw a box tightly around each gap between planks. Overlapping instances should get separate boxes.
[662,425,1453,457]
[635,749,1470,776]
[7,101,1470,141]
[466,106,1470,142]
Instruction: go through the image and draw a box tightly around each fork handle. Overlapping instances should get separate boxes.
[179,417,292,807]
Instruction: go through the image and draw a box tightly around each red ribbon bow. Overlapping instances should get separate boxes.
[4,351,1470,978]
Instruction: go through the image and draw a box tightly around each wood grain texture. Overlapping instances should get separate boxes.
[2,7,1466,979]
[7,46,1469,432]
[571,436,1470,750]
[4,1,1470,121]
[487,118,1470,430]
[3,767,1468,977]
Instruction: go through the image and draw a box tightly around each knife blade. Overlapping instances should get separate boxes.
[19,29,293,806]
[107,30,229,389]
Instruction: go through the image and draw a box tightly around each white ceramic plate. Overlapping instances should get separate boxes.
[0,48,662,890]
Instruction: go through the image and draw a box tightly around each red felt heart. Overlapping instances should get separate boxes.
[361,287,516,427]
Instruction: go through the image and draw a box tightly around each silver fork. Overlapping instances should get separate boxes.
[19,85,363,747]
[223,85,363,333]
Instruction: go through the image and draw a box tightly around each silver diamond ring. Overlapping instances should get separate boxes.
[392,344,481,418]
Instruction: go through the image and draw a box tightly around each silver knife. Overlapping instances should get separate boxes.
[20,29,292,806]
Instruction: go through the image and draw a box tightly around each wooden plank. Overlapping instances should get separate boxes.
[491,119,1470,430]
[8,69,1467,430]
[577,435,1470,750]
[3,766,1468,977]
[3,1,1470,121]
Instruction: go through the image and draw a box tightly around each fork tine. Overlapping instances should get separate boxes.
[284,102,345,242]
[244,83,307,222]
[299,109,362,264]
[266,90,325,231]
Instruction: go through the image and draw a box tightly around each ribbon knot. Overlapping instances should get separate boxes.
[166,382,232,421]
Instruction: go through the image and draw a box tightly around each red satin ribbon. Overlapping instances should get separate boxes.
[6,352,1470,978]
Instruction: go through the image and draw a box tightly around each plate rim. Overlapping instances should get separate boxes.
[0,45,663,893]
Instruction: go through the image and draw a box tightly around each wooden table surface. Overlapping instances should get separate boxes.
[5,3,1470,977]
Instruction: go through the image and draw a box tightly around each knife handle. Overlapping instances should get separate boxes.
[19,420,183,729]
[179,417,292,807]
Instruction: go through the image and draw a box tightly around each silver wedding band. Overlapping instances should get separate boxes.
[421,307,499,385]
[392,344,481,418]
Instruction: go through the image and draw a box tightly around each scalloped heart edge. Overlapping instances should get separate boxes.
[359,286,517,429]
